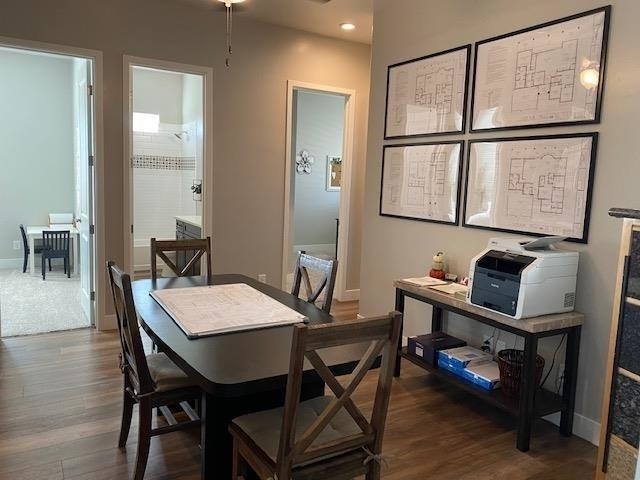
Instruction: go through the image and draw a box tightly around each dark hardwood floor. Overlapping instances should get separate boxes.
[0,307,596,479]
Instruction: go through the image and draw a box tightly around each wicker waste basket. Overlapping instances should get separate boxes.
[497,349,545,398]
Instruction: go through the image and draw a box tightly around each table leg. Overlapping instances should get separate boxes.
[432,306,443,332]
[517,334,538,452]
[560,326,581,436]
[394,289,405,378]
[29,235,35,275]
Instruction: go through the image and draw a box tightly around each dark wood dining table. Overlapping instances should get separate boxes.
[132,274,365,479]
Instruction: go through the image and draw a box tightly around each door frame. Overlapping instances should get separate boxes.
[282,80,357,302]
[122,56,214,275]
[0,35,105,330]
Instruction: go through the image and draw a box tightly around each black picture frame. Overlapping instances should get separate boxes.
[379,140,465,225]
[462,132,599,243]
[384,44,472,139]
[470,6,611,133]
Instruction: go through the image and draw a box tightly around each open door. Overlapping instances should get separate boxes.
[75,58,95,326]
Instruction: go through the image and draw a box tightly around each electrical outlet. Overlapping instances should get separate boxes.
[482,334,493,353]
[13,240,21,250]
[257,274,267,283]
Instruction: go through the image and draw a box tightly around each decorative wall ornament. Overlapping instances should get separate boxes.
[296,150,314,174]
[326,155,342,191]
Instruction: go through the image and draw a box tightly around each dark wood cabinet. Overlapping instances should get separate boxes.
[175,218,202,276]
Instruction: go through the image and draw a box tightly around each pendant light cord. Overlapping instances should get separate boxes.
[225,2,233,67]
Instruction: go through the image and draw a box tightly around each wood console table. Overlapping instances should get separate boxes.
[393,279,584,452]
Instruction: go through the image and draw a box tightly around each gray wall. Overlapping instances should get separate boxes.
[0,0,371,308]
[361,0,640,433]
[132,68,184,125]
[0,48,75,261]
[293,90,344,247]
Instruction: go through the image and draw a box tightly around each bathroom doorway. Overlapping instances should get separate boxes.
[124,58,212,278]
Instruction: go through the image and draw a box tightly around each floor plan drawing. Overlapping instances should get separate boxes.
[472,9,607,130]
[512,39,578,112]
[414,68,454,115]
[381,143,461,223]
[507,154,568,217]
[465,135,596,240]
[386,47,469,137]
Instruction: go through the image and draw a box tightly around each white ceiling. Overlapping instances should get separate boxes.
[189,0,374,45]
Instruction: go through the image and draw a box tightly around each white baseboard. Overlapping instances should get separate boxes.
[336,288,359,302]
[0,258,23,269]
[543,412,601,446]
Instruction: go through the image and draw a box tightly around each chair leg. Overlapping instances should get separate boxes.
[68,254,71,278]
[42,255,46,280]
[134,397,152,480]
[118,389,135,448]
[23,252,28,273]
[49,258,52,272]
[365,462,381,480]
[232,437,239,480]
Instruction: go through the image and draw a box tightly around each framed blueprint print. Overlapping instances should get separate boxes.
[470,7,610,132]
[463,133,598,243]
[380,141,463,225]
[385,45,471,138]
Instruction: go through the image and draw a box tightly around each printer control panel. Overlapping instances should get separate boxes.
[470,250,535,316]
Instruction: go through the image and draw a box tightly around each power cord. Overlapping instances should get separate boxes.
[539,334,566,390]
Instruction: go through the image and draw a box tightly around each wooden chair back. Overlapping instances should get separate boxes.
[150,237,212,281]
[42,230,70,255]
[291,252,338,313]
[275,311,402,477]
[107,261,155,396]
[19,224,29,252]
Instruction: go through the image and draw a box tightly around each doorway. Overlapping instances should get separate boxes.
[124,58,212,278]
[282,81,356,302]
[0,45,98,336]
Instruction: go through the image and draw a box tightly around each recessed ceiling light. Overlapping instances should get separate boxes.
[340,23,356,31]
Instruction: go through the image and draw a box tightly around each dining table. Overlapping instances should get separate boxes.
[26,224,80,275]
[132,273,368,479]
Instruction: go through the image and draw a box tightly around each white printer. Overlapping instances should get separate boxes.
[467,236,578,319]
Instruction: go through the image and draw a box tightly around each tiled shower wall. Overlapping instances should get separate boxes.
[133,122,200,245]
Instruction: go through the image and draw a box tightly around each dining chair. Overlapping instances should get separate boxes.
[19,224,46,273]
[41,230,71,280]
[150,237,212,281]
[229,311,402,480]
[107,261,201,480]
[291,251,338,313]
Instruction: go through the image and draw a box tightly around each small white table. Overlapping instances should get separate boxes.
[26,225,80,276]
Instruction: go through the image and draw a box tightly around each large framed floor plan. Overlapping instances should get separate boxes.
[463,133,598,242]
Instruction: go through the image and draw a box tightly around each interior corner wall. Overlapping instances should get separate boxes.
[0,48,75,261]
[0,0,371,317]
[361,0,640,435]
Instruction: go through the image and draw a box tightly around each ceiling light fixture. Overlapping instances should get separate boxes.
[340,23,356,31]
[216,0,245,67]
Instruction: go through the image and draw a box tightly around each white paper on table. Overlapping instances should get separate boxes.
[402,276,448,287]
[429,283,469,295]
[150,283,307,338]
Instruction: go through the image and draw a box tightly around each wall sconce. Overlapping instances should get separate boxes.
[580,60,600,90]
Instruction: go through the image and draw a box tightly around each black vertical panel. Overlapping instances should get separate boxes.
[611,374,640,448]
[619,303,640,376]
[627,231,640,299]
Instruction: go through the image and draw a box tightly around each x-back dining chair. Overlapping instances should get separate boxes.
[107,261,201,480]
[150,237,212,281]
[291,251,338,314]
[229,311,402,480]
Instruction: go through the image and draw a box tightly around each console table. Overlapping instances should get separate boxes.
[393,279,584,452]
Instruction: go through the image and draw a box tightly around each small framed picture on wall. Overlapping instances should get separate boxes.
[326,155,342,191]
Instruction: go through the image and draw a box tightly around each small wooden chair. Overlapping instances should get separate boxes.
[150,237,212,280]
[291,252,338,313]
[107,261,201,480]
[19,224,45,273]
[41,230,71,280]
[229,311,402,480]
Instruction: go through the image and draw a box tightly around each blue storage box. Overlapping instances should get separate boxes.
[437,357,466,378]
[438,346,492,370]
[462,361,501,391]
